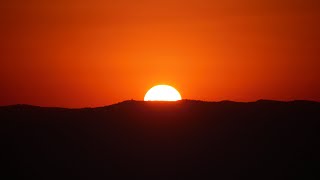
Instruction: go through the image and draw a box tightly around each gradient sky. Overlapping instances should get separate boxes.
[1,0,320,107]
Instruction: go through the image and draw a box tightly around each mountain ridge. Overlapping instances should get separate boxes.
[1,99,319,179]
[1,99,319,110]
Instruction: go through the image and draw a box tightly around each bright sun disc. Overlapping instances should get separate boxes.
[144,85,182,101]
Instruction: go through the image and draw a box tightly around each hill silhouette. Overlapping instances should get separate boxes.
[1,100,319,179]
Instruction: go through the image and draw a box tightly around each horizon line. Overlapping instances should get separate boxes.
[0,99,318,109]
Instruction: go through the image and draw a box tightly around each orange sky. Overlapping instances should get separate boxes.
[1,0,320,107]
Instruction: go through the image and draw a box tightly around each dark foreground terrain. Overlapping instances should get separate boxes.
[1,100,319,179]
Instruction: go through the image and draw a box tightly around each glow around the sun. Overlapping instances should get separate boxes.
[144,85,182,101]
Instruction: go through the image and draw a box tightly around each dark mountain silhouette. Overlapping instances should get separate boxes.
[1,100,319,179]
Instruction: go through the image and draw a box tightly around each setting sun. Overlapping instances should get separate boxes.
[144,85,182,101]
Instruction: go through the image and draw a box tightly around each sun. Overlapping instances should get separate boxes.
[144,85,182,101]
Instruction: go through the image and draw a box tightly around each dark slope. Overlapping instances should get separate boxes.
[1,100,319,179]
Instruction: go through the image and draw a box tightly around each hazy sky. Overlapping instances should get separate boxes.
[1,0,320,107]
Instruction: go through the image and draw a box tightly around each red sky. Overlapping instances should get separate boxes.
[1,0,320,107]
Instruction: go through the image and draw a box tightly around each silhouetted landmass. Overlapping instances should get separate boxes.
[1,100,319,179]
